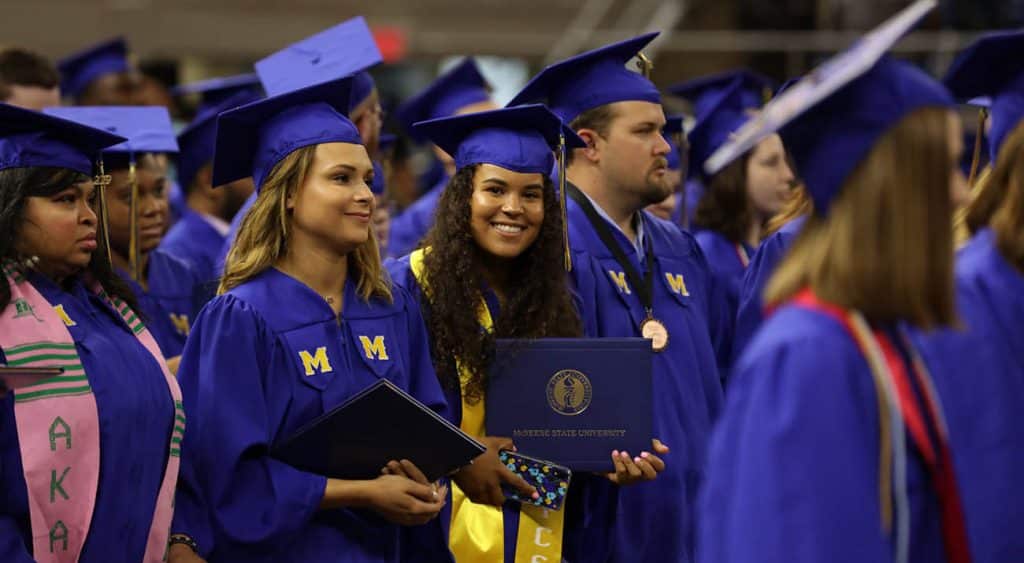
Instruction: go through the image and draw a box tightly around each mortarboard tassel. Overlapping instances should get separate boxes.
[967,107,988,189]
[128,155,142,282]
[635,52,654,80]
[93,158,113,268]
[559,132,572,272]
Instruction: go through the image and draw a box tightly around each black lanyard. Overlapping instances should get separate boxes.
[566,183,656,314]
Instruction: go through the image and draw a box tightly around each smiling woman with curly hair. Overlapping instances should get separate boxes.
[388,105,664,563]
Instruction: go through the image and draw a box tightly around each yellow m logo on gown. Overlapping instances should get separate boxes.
[358,336,389,361]
[607,271,631,294]
[52,305,76,327]
[298,346,333,376]
[169,313,190,336]
[665,273,690,296]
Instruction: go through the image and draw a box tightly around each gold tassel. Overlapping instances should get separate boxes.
[128,157,141,282]
[636,52,653,79]
[559,132,571,272]
[93,158,113,268]
[967,107,988,189]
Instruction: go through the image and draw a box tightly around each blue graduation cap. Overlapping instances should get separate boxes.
[687,78,752,179]
[44,106,179,157]
[507,33,661,123]
[414,104,584,270]
[213,75,361,190]
[412,104,584,174]
[943,30,1024,162]
[0,102,127,174]
[255,16,382,110]
[668,69,775,118]
[177,89,263,190]
[171,73,264,115]
[663,115,684,171]
[58,38,131,100]
[704,0,949,212]
[394,58,492,140]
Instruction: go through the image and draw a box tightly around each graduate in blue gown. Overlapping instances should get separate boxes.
[0,103,181,562]
[56,37,136,106]
[169,75,450,563]
[508,33,732,562]
[388,105,666,562]
[160,90,257,285]
[933,30,1024,561]
[670,70,776,229]
[44,106,201,369]
[687,77,795,374]
[698,5,977,562]
[219,16,389,268]
[389,58,497,258]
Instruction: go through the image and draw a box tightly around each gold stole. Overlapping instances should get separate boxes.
[409,249,565,562]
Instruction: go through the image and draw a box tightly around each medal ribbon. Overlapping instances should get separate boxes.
[794,290,972,563]
[565,183,656,319]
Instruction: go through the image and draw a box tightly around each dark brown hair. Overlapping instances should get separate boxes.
[566,104,619,166]
[419,165,582,402]
[0,47,58,100]
[693,154,754,243]
[766,108,956,328]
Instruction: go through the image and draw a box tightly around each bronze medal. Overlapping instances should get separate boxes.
[640,317,669,352]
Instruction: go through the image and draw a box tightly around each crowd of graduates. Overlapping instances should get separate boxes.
[0,1,1021,561]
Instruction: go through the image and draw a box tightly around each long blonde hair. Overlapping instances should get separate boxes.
[964,120,1024,272]
[219,145,392,301]
[766,108,957,329]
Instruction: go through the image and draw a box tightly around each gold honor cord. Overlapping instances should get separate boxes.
[93,158,114,268]
[128,158,142,282]
[558,132,571,272]
[967,107,988,189]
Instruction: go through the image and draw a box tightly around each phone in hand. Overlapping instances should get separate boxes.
[498,450,571,510]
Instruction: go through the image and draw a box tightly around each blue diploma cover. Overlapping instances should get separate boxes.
[486,338,653,472]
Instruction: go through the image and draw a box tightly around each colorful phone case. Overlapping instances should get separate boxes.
[499,450,572,510]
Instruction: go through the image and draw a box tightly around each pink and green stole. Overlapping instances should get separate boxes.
[0,264,184,562]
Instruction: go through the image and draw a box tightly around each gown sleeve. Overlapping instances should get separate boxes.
[698,332,891,563]
[731,231,790,364]
[398,286,449,421]
[172,296,327,559]
[0,381,33,563]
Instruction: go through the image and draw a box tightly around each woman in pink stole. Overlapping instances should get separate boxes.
[0,103,183,563]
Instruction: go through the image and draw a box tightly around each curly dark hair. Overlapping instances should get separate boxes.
[0,166,141,315]
[420,164,582,403]
[693,153,753,244]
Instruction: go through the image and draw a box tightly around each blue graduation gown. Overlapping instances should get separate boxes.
[0,274,174,562]
[386,258,619,563]
[159,209,228,285]
[172,267,448,563]
[388,177,446,259]
[915,229,1024,563]
[120,249,201,359]
[684,179,704,227]
[732,216,805,363]
[566,198,727,562]
[699,305,947,563]
[694,229,754,374]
